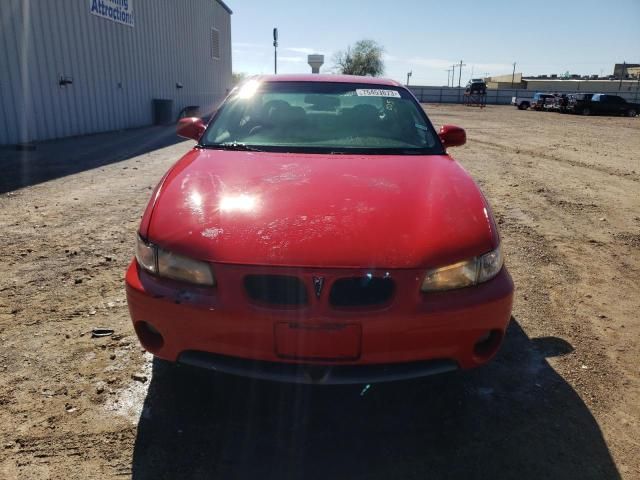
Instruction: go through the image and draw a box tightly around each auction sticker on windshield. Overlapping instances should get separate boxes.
[356,89,401,97]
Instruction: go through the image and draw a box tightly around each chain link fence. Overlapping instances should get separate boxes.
[407,86,640,105]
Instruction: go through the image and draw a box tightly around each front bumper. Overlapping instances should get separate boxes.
[125,261,514,382]
[179,352,458,384]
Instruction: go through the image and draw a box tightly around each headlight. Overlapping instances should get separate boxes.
[477,246,503,283]
[157,249,215,286]
[421,245,503,292]
[135,235,215,287]
[135,235,157,273]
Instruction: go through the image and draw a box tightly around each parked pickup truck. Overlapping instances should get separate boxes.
[465,78,487,95]
[569,93,638,116]
[566,93,593,114]
[511,92,555,110]
[543,94,570,112]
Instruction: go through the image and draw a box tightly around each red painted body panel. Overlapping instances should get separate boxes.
[145,149,498,269]
[127,77,514,380]
[126,261,513,368]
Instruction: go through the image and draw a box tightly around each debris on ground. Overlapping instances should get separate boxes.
[91,328,114,338]
[132,374,148,383]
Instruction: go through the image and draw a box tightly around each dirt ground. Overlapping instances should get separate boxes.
[0,105,638,479]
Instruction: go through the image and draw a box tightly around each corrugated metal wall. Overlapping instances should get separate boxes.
[0,0,232,145]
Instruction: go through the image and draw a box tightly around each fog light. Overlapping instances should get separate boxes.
[135,321,164,352]
[473,329,502,360]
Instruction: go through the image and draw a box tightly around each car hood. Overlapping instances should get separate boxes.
[144,149,498,269]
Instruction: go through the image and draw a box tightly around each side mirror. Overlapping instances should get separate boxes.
[177,117,206,141]
[438,125,466,149]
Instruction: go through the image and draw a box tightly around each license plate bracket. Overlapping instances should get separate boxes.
[275,322,361,361]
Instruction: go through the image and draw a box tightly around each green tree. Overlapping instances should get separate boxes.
[231,72,247,86]
[333,40,385,77]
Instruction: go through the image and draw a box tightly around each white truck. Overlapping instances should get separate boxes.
[511,93,554,110]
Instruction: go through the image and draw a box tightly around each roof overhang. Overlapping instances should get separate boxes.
[215,0,233,14]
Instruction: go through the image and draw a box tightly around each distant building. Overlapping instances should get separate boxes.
[523,78,639,93]
[485,68,640,93]
[1,0,233,146]
[613,63,640,78]
[485,73,525,89]
[627,66,640,79]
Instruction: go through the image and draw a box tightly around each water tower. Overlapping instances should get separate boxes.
[307,54,324,74]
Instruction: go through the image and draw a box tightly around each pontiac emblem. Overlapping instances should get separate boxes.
[313,276,325,298]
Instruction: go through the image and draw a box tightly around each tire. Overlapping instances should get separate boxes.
[517,103,526,110]
[582,108,591,116]
[627,109,637,117]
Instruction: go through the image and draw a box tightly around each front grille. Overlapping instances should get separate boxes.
[329,276,394,307]
[244,275,308,306]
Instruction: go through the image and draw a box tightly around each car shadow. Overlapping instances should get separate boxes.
[0,125,186,194]
[131,319,620,479]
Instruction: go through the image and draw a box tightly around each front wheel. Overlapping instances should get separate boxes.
[582,108,591,116]
[627,109,637,117]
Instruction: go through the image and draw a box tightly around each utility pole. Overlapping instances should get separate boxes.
[445,69,452,87]
[406,71,412,86]
[457,60,466,88]
[273,28,278,74]
[619,61,626,91]
[511,62,517,88]
[450,64,457,88]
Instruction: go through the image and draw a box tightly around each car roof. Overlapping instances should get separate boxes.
[250,74,402,87]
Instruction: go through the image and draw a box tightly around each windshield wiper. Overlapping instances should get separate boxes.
[204,141,263,152]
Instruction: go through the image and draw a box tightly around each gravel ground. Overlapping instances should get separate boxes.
[0,105,638,479]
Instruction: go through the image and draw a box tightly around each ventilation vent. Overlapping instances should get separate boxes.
[211,28,220,60]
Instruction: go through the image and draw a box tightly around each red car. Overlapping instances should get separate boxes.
[126,74,514,384]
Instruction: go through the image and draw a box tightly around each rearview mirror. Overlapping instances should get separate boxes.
[177,117,206,141]
[438,125,466,149]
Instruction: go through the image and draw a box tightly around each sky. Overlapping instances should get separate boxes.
[228,0,640,86]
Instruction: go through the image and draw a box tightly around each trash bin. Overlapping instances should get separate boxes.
[152,99,173,125]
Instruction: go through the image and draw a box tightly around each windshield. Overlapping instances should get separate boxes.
[201,81,444,155]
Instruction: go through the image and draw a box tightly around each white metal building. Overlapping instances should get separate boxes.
[0,0,232,145]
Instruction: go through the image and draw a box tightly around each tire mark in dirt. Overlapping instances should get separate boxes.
[497,215,620,410]
[470,138,640,182]
[3,429,136,475]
